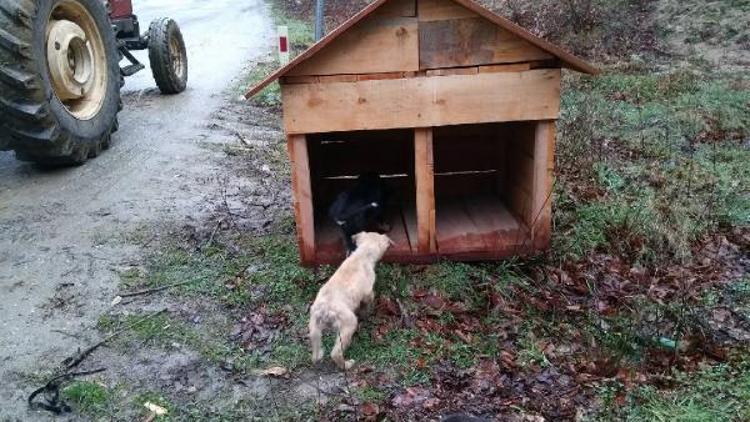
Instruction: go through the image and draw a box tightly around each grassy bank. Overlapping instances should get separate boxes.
[67,0,750,420]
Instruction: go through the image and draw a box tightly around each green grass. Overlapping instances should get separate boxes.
[659,0,750,50]
[603,361,750,421]
[108,234,325,373]
[557,69,750,264]
[118,234,318,310]
[241,1,314,105]
[62,380,111,417]
[242,61,283,107]
[97,311,263,374]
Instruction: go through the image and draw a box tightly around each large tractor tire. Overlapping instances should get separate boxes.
[148,17,187,95]
[0,0,121,166]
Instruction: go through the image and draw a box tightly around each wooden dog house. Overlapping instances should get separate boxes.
[247,0,597,265]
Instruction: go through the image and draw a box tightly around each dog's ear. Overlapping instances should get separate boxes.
[352,232,364,245]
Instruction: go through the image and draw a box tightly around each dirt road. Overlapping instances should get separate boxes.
[0,1,273,418]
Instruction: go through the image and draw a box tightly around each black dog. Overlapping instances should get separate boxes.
[328,172,390,254]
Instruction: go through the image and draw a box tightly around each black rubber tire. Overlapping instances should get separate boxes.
[148,17,187,95]
[0,0,121,166]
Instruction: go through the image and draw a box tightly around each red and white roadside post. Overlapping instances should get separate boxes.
[278,26,289,65]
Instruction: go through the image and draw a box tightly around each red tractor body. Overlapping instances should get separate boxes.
[109,0,133,19]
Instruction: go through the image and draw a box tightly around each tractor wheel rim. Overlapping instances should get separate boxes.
[46,0,108,121]
[169,36,184,79]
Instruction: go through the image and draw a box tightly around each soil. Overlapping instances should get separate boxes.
[0,0,288,419]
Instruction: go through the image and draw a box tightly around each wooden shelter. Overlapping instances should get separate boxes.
[247,0,597,265]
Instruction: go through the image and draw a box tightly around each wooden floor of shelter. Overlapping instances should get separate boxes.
[314,194,531,264]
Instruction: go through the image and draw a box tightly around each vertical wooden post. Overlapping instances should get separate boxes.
[531,121,556,249]
[415,127,436,254]
[288,134,316,264]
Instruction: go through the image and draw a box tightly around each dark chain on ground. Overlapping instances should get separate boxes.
[27,309,167,414]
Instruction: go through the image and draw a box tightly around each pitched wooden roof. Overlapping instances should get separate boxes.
[245,0,598,98]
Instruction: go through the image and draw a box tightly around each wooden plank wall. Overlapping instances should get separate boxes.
[501,121,556,249]
[531,121,556,248]
[281,69,561,134]
[503,123,535,229]
[419,17,552,69]
[284,0,556,78]
[288,135,316,264]
[287,0,418,76]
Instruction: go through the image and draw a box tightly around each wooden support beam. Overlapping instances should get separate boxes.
[530,121,556,249]
[288,134,316,263]
[415,128,436,253]
[282,63,531,84]
[281,69,561,134]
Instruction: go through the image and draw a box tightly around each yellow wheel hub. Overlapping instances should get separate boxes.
[46,1,108,120]
[47,19,93,100]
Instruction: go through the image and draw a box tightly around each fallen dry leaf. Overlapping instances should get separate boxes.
[111,296,123,307]
[377,297,401,316]
[258,366,289,378]
[411,288,429,298]
[360,401,380,420]
[712,308,731,323]
[422,294,445,310]
[144,401,167,416]
[392,386,431,408]
[454,330,473,344]
[423,397,440,410]
[500,350,516,368]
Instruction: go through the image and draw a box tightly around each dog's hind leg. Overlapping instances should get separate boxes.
[331,309,358,370]
[358,292,375,319]
[309,316,324,363]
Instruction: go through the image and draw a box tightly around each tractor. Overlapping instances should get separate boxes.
[0,0,188,166]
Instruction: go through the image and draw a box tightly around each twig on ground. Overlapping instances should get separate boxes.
[395,297,410,328]
[63,309,168,370]
[317,374,323,417]
[51,330,82,341]
[234,131,251,147]
[116,282,191,299]
[200,219,224,251]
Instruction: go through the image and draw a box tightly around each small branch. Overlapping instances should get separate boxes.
[63,309,168,370]
[200,219,224,251]
[234,131,251,147]
[395,297,410,328]
[116,282,191,299]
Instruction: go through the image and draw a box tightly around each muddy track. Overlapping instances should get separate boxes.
[0,1,276,419]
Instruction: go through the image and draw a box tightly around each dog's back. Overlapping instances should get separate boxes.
[309,232,392,369]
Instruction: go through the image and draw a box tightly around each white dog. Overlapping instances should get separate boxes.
[309,232,393,369]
